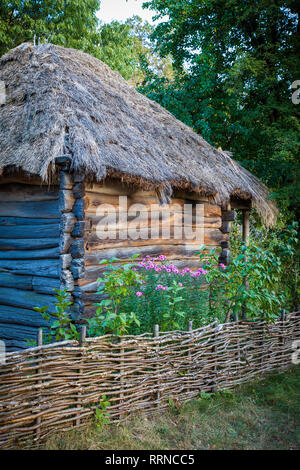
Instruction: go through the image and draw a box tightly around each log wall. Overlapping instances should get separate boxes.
[81,181,229,315]
[0,180,61,350]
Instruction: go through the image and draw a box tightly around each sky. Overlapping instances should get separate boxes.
[97,0,157,23]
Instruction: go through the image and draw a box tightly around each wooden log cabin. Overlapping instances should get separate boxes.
[0,43,276,350]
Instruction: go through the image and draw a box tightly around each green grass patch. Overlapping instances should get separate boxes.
[44,367,300,450]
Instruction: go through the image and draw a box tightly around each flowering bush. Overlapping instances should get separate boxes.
[119,251,225,332]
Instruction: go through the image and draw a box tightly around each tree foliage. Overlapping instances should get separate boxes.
[141,0,300,219]
[0,0,101,56]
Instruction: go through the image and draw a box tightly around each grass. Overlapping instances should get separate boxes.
[44,366,300,450]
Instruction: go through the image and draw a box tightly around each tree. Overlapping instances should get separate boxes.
[0,0,101,57]
[142,0,300,219]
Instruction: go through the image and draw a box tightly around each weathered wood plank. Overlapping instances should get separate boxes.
[0,259,60,278]
[32,277,61,295]
[0,273,32,290]
[85,228,224,250]
[85,193,221,217]
[0,217,59,226]
[0,238,60,250]
[0,287,58,311]
[0,247,60,259]
[0,305,48,327]
[0,183,58,202]
[59,189,75,213]
[0,224,60,239]
[0,322,40,341]
[84,244,218,267]
[0,200,59,218]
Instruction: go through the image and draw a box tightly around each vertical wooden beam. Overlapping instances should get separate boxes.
[242,210,250,246]
[219,203,232,266]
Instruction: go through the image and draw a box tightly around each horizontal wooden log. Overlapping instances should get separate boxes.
[0,224,60,239]
[60,213,76,234]
[0,259,60,278]
[59,172,73,190]
[60,233,72,254]
[0,217,59,226]
[0,200,59,218]
[61,269,74,292]
[73,199,85,220]
[0,183,59,202]
[0,247,60,260]
[73,183,85,199]
[84,244,220,268]
[70,258,85,280]
[70,239,85,259]
[0,238,60,251]
[0,322,40,341]
[0,273,59,292]
[85,214,222,231]
[85,228,225,250]
[32,277,61,295]
[85,193,222,218]
[222,210,237,222]
[59,189,75,213]
[72,221,85,238]
[0,287,58,311]
[0,305,48,327]
[2,338,30,351]
[60,254,72,270]
[0,273,32,290]
[220,221,231,234]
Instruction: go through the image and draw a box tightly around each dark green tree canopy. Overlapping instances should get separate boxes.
[141,0,300,218]
[0,0,101,56]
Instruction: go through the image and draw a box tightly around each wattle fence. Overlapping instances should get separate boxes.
[0,311,299,449]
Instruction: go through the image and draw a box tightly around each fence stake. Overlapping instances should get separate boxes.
[79,326,86,346]
[76,326,86,427]
[187,321,193,395]
[36,329,43,440]
[280,309,286,367]
[154,325,160,408]
[119,336,125,419]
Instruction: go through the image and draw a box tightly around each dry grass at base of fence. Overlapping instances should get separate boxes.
[0,312,299,449]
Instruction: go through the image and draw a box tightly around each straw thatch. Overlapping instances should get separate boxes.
[0,42,276,224]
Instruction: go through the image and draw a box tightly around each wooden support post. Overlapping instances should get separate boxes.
[36,329,43,440]
[79,325,86,346]
[119,336,125,419]
[76,326,86,427]
[280,309,286,367]
[154,324,160,408]
[241,209,250,320]
[187,321,193,396]
[212,319,219,392]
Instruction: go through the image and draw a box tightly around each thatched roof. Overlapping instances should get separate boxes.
[0,42,276,224]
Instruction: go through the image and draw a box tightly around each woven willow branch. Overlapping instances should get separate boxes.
[0,312,299,449]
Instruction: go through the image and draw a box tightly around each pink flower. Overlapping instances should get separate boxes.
[136,291,143,297]
[219,263,226,270]
[178,282,183,287]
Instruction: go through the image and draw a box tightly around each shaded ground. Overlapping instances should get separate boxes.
[45,367,300,450]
